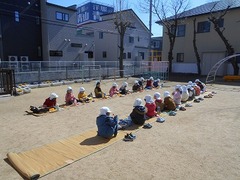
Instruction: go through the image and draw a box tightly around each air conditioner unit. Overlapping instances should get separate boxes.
[8,56,18,62]
[21,64,29,71]
[20,56,29,62]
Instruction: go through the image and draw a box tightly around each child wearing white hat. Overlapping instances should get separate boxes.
[144,95,158,118]
[130,98,146,125]
[145,76,154,89]
[172,85,183,106]
[109,82,119,97]
[65,86,78,105]
[78,87,92,103]
[163,91,176,111]
[132,80,141,92]
[43,92,59,109]
[119,82,129,95]
[181,85,189,102]
[96,107,118,138]
[153,92,164,113]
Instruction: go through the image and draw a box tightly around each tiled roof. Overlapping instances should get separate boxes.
[157,0,240,22]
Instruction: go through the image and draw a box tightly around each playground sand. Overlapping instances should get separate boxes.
[0,78,240,180]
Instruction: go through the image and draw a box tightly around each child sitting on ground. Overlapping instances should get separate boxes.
[144,94,158,118]
[132,80,141,92]
[78,87,92,103]
[192,83,201,96]
[153,92,164,113]
[96,107,118,139]
[145,76,154,89]
[153,79,161,88]
[94,81,106,98]
[195,79,207,93]
[109,82,119,97]
[163,91,176,111]
[130,98,146,126]
[65,86,78,106]
[181,85,189,102]
[119,82,129,95]
[187,84,195,101]
[138,77,145,90]
[172,85,183,107]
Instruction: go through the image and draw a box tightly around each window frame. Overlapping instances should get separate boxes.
[56,11,69,22]
[197,21,211,33]
[176,53,184,62]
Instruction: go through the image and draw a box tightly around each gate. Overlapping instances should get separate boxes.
[0,69,15,95]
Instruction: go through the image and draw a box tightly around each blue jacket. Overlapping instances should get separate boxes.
[96,115,118,138]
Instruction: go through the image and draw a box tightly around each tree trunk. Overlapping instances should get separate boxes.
[119,32,124,78]
[210,17,239,75]
[193,18,201,75]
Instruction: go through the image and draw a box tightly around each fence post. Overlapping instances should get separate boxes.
[66,67,68,80]
[38,67,41,83]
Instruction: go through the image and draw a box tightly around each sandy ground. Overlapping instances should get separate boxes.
[0,77,240,180]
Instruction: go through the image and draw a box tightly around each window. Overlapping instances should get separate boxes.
[171,25,186,37]
[56,12,69,22]
[103,51,107,58]
[49,50,63,57]
[99,32,103,39]
[197,21,211,33]
[153,41,160,48]
[128,52,131,59]
[176,53,184,62]
[176,25,186,37]
[15,11,20,22]
[129,36,134,43]
[71,43,82,48]
[85,51,93,58]
[139,52,144,60]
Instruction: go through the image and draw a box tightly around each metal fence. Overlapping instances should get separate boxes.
[0,69,15,95]
[0,61,169,84]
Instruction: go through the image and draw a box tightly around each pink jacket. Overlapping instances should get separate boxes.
[109,87,119,97]
[65,92,76,103]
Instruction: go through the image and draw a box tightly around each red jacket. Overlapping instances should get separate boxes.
[43,98,56,108]
[145,102,157,118]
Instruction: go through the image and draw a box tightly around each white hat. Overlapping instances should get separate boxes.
[112,82,118,87]
[188,81,193,85]
[133,98,143,107]
[79,87,85,92]
[144,95,154,103]
[187,85,194,90]
[195,79,200,83]
[96,81,100,85]
[134,80,139,84]
[164,91,170,98]
[123,82,128,87]
[99,107,111,115]
[181,85,188,92]
[154,92,161,100]
[49,93,58,100]
[140,77,144,81]
[67,86,72,91]
[192,83,197,87]
[156,79,160,82]
[149,76,154,80]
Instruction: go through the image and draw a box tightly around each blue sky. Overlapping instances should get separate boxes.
[47,0,211,37]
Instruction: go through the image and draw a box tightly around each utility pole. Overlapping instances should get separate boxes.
[148,0,153,70]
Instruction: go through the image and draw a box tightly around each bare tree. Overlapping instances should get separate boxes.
[140,0,189,73]
[113,0,132,78]
[208,0,239,75]
[193,18,201,75]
